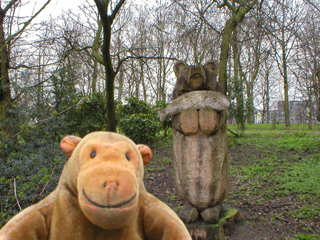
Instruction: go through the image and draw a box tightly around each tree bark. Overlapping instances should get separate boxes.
[282,29,290,127]
[218,0,258,94]
[317,69,320,122]
[94,0,126,132]
[262,68,270,124]
[0,7,13,136]
[231,29,245,130]
[0,0,50,139]
[246,39,261,124]
[246,83,254,124]
[92,60,98,93]
[117,66,124,103]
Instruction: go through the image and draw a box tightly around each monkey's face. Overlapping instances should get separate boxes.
[77,139,140,230]
[60,132,152,230]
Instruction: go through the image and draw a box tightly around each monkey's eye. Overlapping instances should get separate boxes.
[90,150,97,158]
[125,153,130,161]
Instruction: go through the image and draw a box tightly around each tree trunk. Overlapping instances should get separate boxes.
[161,58,167,102]
[218,0,258,94]
[36,51,44,110]
[218,20,233,95]
[282,47,290,127]
[117,66,124,103]
[246,85,254,124]
[246,50,260,124]
[139,59,147,102]
[265,70,270,124]
[94,0,126,132]
[102,30,117,132]
[231,29,245,130]
[157,38,166,102]
[92,59,98,93]
[279,8,290,128]
[0,11,12,136]
[317,69,320,122]
[135,68,140,99]
[307,101,313,130]
[262,70,270,124]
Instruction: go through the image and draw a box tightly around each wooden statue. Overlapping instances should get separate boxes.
[158,61,230,224]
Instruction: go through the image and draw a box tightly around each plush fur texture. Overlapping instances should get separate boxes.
[0,132,191,240]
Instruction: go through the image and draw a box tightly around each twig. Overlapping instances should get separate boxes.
[227,128,240,137]
[3,129,23,143]
[274,216,294,224]
[39,166,56,196]
[1,0,51,52]
[37,99,84,124]
[2,98,84,145]
[13,178,22,211]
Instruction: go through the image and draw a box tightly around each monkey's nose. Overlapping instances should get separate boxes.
[103,181,120,188]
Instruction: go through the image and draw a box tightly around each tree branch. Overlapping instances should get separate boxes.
[115,55,177,75]
[220,0,236,12]
[3,0,19,15]
[91,21,104,65]
[13,178,22,211]
[0,0,51,52]
[110,0,126,24]
[305,0,320,13]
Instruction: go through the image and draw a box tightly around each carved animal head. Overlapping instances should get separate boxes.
[60,132,152,230]
[172,60,221,99]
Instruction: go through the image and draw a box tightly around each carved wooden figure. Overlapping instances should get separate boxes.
[159,61,230,224]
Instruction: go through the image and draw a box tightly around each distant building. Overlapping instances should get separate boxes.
[261,100,318,124]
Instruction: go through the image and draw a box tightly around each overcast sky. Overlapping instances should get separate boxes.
[25,0,89,20]
[27,0,151,21]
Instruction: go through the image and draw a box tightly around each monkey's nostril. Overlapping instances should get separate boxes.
[103,181,119,188]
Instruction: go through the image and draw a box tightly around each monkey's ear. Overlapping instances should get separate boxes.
[173,61,188,77]
[60,136,82,157]
[204,60,219,75]
[137,145,152,166]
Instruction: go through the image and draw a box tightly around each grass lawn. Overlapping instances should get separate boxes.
[1,125,319,239]
[146,127,320,239]
[226,131,320,239]
[228,123,320,134]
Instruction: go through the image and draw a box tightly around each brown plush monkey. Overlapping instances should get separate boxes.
[172,60,222,100]
[0,132,191,240]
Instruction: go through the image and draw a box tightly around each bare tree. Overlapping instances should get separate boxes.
[293,1,320,125]
[264,0,302,127]
[0,0,50,139]
[93,0,126,132]
[217,0,259,94]
[304,0,320,121]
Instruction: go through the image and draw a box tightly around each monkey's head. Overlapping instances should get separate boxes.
[60,132,152,230]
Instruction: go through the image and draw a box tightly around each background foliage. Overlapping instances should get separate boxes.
[117,97,162,144]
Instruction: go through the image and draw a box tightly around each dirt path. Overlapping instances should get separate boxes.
[145,135,320,240]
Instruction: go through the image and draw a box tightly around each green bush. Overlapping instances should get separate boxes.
[118,98,161,144]
[155,100,172,136]
[117,97,152,119]
[0,137,65,227]
[119,113,161,144]
[71,92,108,136]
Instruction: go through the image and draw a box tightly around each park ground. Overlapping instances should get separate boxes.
[1,124,319,239]
[145,124,320,240]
